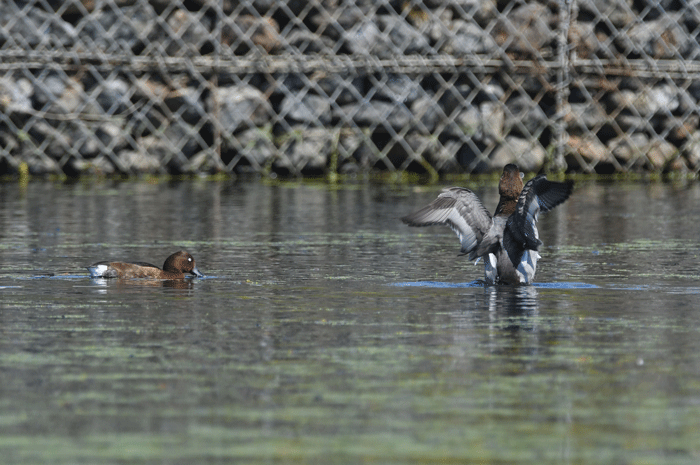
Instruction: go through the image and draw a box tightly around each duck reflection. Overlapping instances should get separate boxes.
[474,285,543,364]
[162,279,196,290]
[89,277,196,293]
[485,285,539,315]
[453,285,540,349]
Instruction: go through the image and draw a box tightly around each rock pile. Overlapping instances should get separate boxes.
[1,0,698,175]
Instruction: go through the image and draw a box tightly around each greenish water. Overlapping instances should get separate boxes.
[1,179,699,464]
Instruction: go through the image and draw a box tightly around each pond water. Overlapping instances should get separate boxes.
[1,177,699,464]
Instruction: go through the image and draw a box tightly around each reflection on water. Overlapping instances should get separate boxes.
[485,284,539,314]
[89,276,198,292]
[0,179,700,464]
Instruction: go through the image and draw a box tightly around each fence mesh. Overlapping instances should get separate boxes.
[2,0,700,177]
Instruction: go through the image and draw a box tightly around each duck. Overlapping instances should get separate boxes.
[401,164,573,284]
[87,251,204,279]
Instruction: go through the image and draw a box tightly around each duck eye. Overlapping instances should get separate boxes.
[188,258,192,262]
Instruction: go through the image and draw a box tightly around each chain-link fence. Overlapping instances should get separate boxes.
[2,0,700,177]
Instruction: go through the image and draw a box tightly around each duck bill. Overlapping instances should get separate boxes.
[190,266,204,278]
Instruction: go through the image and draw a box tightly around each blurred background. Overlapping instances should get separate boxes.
[2,0,700,178]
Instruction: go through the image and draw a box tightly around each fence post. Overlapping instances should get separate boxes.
[553,0,573,172]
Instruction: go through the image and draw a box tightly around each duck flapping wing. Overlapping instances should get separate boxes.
[504,175,574,265]
[401,187,496,260]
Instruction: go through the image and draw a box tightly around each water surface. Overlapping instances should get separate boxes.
[1,178,699,464]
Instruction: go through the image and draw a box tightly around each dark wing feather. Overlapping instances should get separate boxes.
[505,175,573,264]
[401,187,493,260]
[529,175,574,213]
[502,228,525,268]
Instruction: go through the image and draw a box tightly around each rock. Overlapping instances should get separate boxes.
[438,84,472,116]
[18,148,62,175]
[118,145,164,173]
[76,122,128,160]
[614,113,660,134]
[486,136,546,172]
[222,15,281,54]
[281,93,331,125]
[376,15,431,56]
[676,86,698,114]
[91,77,131,115]
[209,84,272,134]
[129,105,167,139]
[341,20,391,57]
[610,85,679,116]
[577,0,636,28]
[31,73,67,112]
[163,120,204,165]
[70,156,117,175]
[224,126,276,169]
[402,133,488,174]
[682,5,700,49]
[447,0,498,24]
[411,95,444,132]
[0,76,33,115]
[664,114,699,141]
[164,85,207,125]
[124,121,203,174]
[140,134,186,173]
[286,29,334,54]
[0,4,77,48]
[185,151,221,173]
[441,104,482,139]
[215,0,281,15]
[475,81,505,104]
[129,78,169,136]
[337,128,371,171]
[442,19,498,55]
[423,8,453,46]
[609,133,650,169]
[504,95,549,139]
[80,6,151,53]
[441,101,503,144]
[645,140,678,169]
[277,127,333,172]
[568,21,602,59]
[164,9,213,56]
[493,4,554,56]
[27,121,72,160]
[682,131,700,169]
[96,122,129,153]
[445,140,492,173]
[617,14,689,59]
[334,101,413,130]
[55,78,88,114]
[667,156,689,172]
[425,138,465,173]
[565,101,609,132]
[565,134,611,171]
[480,101,504,142]
[317,75,366,105]
[375,74,422,104]
[312,3,371,41]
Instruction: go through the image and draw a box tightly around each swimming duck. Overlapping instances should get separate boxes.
[87,251,204,279]
[401,164,573,284]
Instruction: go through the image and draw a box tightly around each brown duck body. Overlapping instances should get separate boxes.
[87,251,204,279]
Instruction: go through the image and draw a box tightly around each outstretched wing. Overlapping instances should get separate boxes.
[504,175,574,264]
[401,187,493,260]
